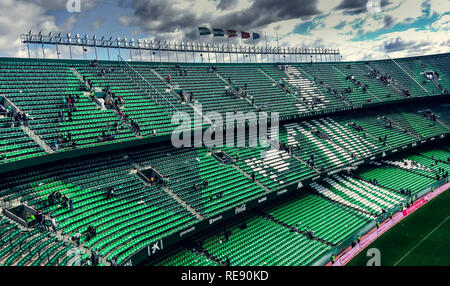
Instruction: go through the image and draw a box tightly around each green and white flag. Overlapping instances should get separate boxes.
[213,28,225,37]
[199,27,211,35]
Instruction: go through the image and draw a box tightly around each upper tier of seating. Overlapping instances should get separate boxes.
[0,116,45,163]
[0,53,449,167]
[0,60,136,152]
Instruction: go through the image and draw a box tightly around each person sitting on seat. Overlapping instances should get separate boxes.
[86,225,97,241]
[26,213,35,226]
[72,230,81,246]
[106,187,115,199]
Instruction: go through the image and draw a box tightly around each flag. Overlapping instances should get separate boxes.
[213,28,225,37]
[227,29,237,37]
[252,32,260,40]
[199,27,211,36]
[241,31,250,39]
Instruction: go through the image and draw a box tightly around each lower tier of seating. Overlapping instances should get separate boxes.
[152,145,448,266]
[0,216,89,266]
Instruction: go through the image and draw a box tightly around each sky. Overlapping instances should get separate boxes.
[0,0,449,61]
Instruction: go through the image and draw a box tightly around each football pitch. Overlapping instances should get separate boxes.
[347,189,450,266]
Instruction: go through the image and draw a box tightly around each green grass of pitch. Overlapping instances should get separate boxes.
[347,189,450,266]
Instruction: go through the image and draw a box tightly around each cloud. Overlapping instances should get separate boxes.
[335,0,390,14]
[0,0,102,57]
[383,14,394,28]
[34,0,104,11]
[216,0,239,10]
[383,37,415,52]
[118,0,321,41]
[90,17,103,30]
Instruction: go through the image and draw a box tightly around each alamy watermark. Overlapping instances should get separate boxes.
[171,104,279,148]
[367,0,382,13]
[67,0,81,13]
[66,247,82,266]
[366,248,381,266]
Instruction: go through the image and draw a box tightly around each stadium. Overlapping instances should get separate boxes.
[0,0,449,271]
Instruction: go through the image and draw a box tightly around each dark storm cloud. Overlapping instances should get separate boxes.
[118,0,199,38]
[383,15,394,28]
[31,0,103,11]
[120,0,321,40]
[216,0,239,10]
[211,0,320,29]
[335,0,390,15]
[383,37,431,52]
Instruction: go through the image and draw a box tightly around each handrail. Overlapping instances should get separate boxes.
[388,56,428,93]
[117,55,181,114]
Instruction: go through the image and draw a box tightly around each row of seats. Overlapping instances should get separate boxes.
[0,152,197,264]
[0,216,88,266]
[154,146,448,266]
[0,60,136,151]
[0,117,45,163]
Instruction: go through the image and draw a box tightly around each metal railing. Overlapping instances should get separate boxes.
[117,55,181,115]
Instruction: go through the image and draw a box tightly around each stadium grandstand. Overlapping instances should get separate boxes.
[0,27,450,268]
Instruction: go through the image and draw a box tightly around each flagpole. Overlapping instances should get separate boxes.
[227,34,231,63]
[265,32,268,63]
[213,34,217,63]
[276,31,280,62]
[240,34,243,63]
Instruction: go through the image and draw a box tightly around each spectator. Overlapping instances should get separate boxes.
[69,198,74,212]
[35,211,43,228]
[73,231,81,246]
[225,257,231,266]
[55,191,62,202]
[63,195,69,208]
[91,250,100,266]
[110,256,118,266]
[87,225,97,241]
[106,187,115,199]
[51,216,58,233]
